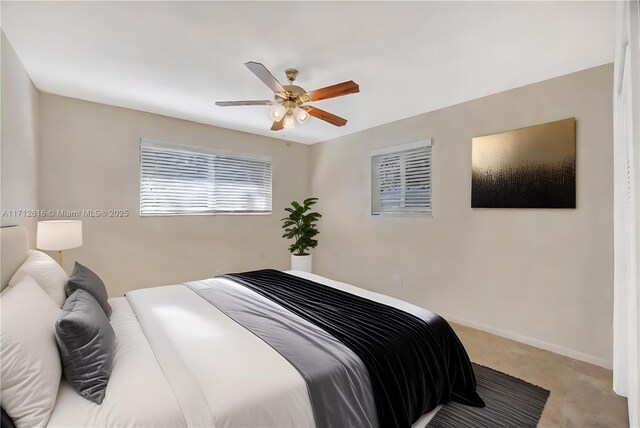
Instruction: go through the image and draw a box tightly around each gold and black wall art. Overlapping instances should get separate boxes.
[471,118,576,208]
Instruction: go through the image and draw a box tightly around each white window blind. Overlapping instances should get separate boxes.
[371,140,432,215]
[140,140,272,216]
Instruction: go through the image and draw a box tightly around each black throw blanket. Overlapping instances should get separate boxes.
[223,270,484,428]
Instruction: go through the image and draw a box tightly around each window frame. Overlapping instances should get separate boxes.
[370,139,433,217]
[139,139,273,217]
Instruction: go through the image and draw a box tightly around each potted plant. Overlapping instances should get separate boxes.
[281,198,321,272]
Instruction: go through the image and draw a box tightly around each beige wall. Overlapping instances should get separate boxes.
[38,94,310,296]
[1,32,39,247]
[310,64,614,367]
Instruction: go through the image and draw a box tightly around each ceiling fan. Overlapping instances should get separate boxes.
[215,61,359,131]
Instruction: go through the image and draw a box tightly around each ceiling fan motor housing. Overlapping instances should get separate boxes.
[279,85,307,105]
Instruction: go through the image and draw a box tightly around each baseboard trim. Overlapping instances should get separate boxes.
[441,313,612,370]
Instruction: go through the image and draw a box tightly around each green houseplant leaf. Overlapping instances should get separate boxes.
[281,198,322,256]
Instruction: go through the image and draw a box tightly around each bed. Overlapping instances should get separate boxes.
[0,226,482,428]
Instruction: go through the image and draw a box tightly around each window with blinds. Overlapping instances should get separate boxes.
[371,140,432,216]
[140,140,272,216]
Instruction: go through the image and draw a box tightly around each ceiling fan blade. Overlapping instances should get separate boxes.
[270,120,284,131]
[305,80,359,102]
[215,100,274,107]
[245,61,286,94]
[303,106,348,127]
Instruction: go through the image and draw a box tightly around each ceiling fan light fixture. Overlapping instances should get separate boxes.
[283,114,296,129]
[269,104,287,122]
[294,107,310,124]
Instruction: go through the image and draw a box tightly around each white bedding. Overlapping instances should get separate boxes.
[127,283,315,428]
[47,271,439,428]
[47,298,185,428]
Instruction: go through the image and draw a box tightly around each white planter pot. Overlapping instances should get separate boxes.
[291,254,312,272]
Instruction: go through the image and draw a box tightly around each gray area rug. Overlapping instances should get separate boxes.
[427,363,550,428]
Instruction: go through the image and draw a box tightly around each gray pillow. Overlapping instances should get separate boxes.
[55,289,115,404]
[66,262,112,318]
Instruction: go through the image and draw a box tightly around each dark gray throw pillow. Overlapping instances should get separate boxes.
[66,262,112,318]
[55,289,115,404]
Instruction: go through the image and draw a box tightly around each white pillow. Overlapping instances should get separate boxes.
[0,275,63,428]
[8,250,68,307]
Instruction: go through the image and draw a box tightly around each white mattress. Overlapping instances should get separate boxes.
[47,272,440,428]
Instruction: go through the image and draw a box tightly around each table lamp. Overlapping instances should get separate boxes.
[37,220,83,265]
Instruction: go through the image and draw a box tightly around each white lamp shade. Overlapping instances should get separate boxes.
[37,221,83,251]
[269,105,287,122]
[294,107,310,124]
[283,114,296,129]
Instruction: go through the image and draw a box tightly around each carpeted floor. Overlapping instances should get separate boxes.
[427,363,550,428]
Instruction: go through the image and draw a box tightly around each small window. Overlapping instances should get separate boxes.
[140,140,272,216]
[371,140,432,216]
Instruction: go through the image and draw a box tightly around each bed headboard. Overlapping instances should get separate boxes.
[1,226,30,291]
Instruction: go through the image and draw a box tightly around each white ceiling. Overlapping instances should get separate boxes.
[2,1,616,145]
